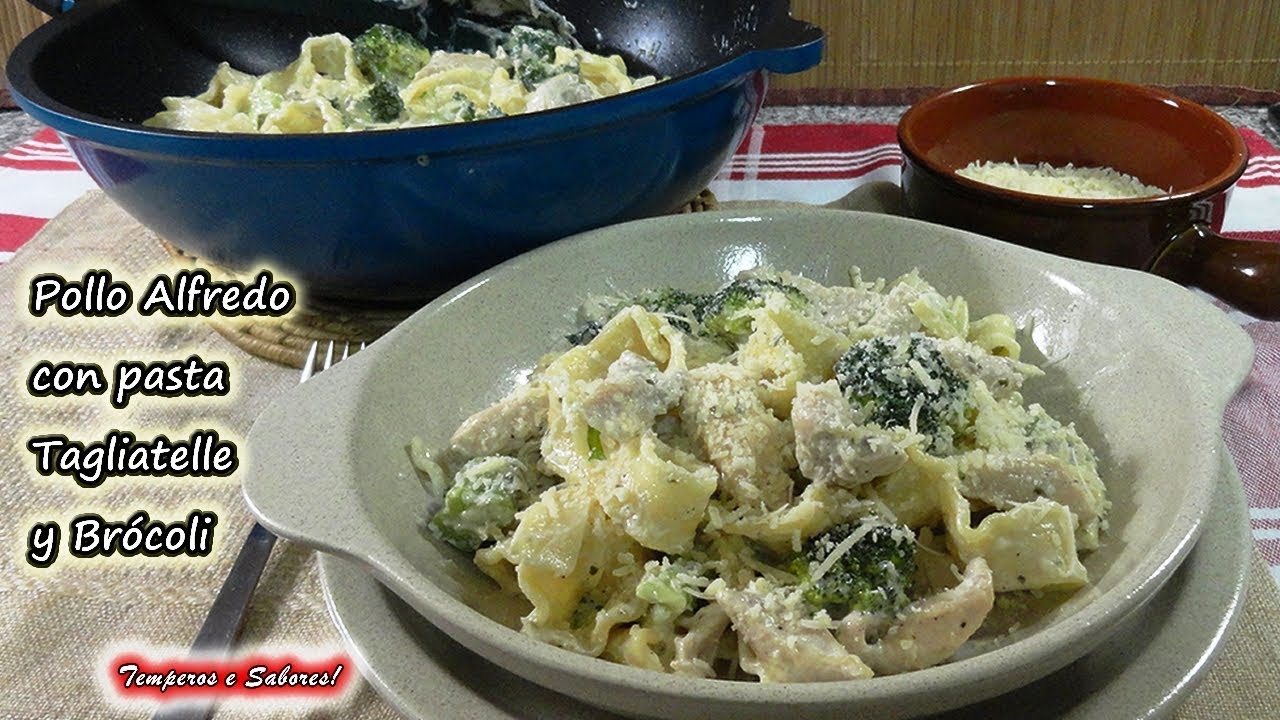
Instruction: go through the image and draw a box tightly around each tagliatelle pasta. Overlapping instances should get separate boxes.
[145,24,657,133]
[415,267,1110,682]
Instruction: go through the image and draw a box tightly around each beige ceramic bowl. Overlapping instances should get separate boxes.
[243,209,1250,719]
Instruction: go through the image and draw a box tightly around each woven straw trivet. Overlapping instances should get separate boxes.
[161,189,718,368]
[679,187,719,214]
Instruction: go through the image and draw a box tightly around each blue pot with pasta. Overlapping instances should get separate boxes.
[6,0,824,304]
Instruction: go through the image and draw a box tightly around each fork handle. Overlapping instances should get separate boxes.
[190,522,278,649]
[151,523,278,720]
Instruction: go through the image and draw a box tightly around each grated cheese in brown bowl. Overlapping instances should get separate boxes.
[957,160,1165,199]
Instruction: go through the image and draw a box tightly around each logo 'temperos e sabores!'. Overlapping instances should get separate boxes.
[106,651,351,704]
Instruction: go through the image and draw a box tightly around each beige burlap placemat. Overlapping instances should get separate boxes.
[1,191,1277,719]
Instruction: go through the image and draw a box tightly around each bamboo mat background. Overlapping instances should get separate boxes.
[0,0,42,83]
[774,0,1280,91]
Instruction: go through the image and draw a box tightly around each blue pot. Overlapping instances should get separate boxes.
[7,0,824,304]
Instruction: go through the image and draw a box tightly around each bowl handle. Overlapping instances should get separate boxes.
[1147,224,1280,320]
[743,4,825,74]
[823,181,905,214]
[26,0,70,15]
[241,358,401,571]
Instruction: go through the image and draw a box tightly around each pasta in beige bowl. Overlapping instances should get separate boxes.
[243,209,1250,719]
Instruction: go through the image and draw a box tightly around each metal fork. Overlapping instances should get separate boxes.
[153,340,357,720]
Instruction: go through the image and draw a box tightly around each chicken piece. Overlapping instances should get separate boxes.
[958,452,1106,549]
[525,73,599,112]
[714,580,873,683]
[680,364,794,510]
[958,397,1109,551]
[450,382,548,456]
[791,380,909,488]
[670,603,732,679]
[577,351,684,440]
[935,337,1039,400]
[837,557,994,675]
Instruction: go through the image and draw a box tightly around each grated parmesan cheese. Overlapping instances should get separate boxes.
[957,160,1164,199]
[809,521,878,582]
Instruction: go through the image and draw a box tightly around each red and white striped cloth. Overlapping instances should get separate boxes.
[0,128,98,263]
[711,123,1280,244]
[2,122,1278,587]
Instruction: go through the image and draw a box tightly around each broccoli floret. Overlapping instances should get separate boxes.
[791,516,917,617]
[635,287,705,316]
[634,287,707,332]
[636,557,710,620]
[504,25,560,62]
[565,288,708,346]
[457,97,478,122]
[565,279,804,347]
[358,80,404,123]
[353,24,433,87]
[428,455,534,552]
[834,333,969,447]
[700,278,808,344]
[502,25,567,89]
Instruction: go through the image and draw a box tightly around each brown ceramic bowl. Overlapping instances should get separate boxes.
[898,76,1278,319]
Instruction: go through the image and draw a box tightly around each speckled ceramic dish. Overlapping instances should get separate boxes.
[243,209,1252,720]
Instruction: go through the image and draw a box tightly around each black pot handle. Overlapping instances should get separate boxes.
[27,0,72,16]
